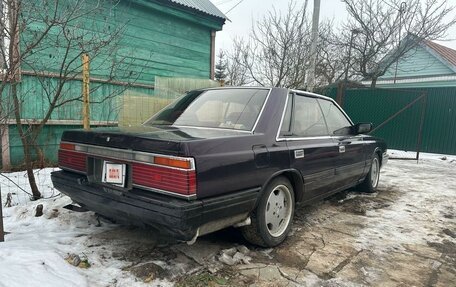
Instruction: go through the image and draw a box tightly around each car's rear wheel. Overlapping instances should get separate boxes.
[358,154,380,193]
[241,176,295,247]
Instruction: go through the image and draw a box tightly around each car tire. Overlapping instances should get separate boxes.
[241,176,295,247]
[358,154,381,193]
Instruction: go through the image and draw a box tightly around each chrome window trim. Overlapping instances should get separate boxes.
[276,92,333,142]
[251,88,273,133]
[60,141,196,171]
[275,92,290,142]
[277,136,333,142]
[331,135,365,145]
[276,90,356,142]
[331,135,364,140]
[172,125,252,133]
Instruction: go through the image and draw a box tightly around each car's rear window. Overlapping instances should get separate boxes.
[144,89,269,131]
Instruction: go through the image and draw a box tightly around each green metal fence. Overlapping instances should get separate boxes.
[323,86,456,156]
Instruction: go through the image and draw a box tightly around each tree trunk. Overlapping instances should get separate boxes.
[11,83,41,200]
[370,77,378,88]
[24,142,41,200]
[31,130,45,168]
[8,0,41,200]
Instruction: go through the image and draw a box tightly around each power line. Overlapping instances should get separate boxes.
[225,0,245,14]
[214,0,237,5]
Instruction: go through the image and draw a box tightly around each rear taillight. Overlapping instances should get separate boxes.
[58,141,196,198]
[58,148,87,173]
[132,163,196,196]
[60,142,76,151]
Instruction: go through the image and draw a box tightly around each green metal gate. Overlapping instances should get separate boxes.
[323,86,456,156]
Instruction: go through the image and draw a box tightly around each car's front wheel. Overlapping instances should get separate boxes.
[241,176,295,247]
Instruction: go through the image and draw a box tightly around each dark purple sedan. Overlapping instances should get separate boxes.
[51,87,388,247]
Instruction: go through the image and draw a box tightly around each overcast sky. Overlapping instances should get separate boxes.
[211,0,456,52]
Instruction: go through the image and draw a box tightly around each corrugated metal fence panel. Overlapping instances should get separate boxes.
[323,86,456,155]
[420,87,456,154]
[343,88,423,152]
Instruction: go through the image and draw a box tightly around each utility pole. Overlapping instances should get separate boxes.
[344,29,361,83]
[307,0,320,92]
[393,2,407,84]
[340,28,361,106]
[1,186,4,242]
[82,54,90,130]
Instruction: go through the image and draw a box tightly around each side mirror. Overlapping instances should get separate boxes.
[353,123,372,134]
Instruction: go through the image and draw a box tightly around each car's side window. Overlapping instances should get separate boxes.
[293,95,328,137]
[318,99,352,135]
[280,94,329,138]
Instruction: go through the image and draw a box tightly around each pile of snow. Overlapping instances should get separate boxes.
[0,169,172,287]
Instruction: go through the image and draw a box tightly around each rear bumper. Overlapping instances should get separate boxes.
[51,170,259,241]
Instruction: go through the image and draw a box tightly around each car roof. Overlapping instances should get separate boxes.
[199,86,334,101]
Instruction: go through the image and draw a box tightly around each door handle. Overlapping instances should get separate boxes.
[339,146,346,153]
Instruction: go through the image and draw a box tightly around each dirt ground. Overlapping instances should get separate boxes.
[78,158,456,286]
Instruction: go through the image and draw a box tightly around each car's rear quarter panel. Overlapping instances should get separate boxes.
[187,135,290,199]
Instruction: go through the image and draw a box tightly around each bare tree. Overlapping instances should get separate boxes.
[227,1,313,88]
[0,0,139,199]
[225,39,250,86]
[342,0,456,87]
[315,22,346,86]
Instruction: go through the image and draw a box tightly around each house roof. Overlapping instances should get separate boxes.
[364,35,456,82]
[168,0,227,20]
[423,40,456,69]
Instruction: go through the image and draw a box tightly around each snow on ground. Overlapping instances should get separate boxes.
[0,170,172,287]
[0,154,455,286]
[357,155,456,253]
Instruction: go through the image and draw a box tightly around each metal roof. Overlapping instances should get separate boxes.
[169,0,227,20]
[423,40,456,71]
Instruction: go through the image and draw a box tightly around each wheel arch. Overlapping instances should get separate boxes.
[261,169,304,203]
[373,147,384,167]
